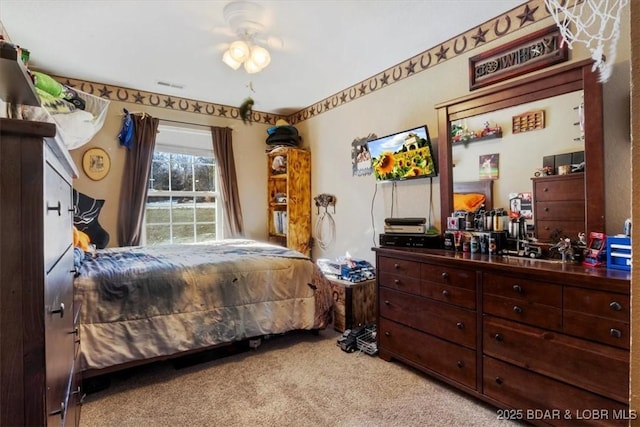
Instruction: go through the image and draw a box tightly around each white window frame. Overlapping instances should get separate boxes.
[142,124,223,245]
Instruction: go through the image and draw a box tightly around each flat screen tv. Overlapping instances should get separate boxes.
[366,125,437,182]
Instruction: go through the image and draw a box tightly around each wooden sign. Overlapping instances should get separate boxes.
[469,26,568,91]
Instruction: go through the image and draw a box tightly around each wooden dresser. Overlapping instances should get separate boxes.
[374,247,631,426]
[532,173,585,242]
[1,118,81,426]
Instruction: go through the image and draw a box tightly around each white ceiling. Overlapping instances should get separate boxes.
[1,0,525,115]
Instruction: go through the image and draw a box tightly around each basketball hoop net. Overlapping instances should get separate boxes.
[544,0,628,82]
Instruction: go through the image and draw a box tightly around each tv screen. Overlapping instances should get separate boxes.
[366,125,437,182]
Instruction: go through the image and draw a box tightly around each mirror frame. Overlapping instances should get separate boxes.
[436,59,604,238]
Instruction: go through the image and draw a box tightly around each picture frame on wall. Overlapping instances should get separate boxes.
[82,147,111,181]
[479,153,499,180]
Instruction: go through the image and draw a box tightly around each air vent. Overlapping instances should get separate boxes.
[156,81,184,89]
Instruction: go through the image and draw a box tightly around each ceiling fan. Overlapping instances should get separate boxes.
[217,0,284,73]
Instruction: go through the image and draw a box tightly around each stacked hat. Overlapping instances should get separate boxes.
[266,119,301,147]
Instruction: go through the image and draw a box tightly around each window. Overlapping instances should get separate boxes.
[144,125,221,245]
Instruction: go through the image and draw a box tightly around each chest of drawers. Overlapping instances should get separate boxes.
[532,173,585,242]
[373,247,631,426]
[1,119,80,426]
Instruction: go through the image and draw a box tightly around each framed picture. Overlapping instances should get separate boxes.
[82,147,111,181]
[479,153,499,180]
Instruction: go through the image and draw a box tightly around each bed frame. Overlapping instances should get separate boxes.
[453,180,494,211]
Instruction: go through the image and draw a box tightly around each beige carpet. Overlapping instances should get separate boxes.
[79,329,522,427]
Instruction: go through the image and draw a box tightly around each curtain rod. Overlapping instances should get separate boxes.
[158,118,234,130]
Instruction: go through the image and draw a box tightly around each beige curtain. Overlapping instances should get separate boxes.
[211,126,244,237]
[117,114,159,246]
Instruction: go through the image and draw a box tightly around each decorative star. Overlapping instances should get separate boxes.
[358,83,367,96]
[133,92,145,103]
[517,4,538,27]
[192,102,202,113]
[340,92,348,103]
[324,100,331,111]
[405,60,416,75]
[472,27,489,46]
[436,45,449,62]
[98,86,112,98]
[217,106,228,117]
[379,73,390,86]
[264,115,273,124]
[164,97,175,108]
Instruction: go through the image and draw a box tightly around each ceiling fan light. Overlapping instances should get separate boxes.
[249,45,271,68]
[222,50,242,70]
[228,40,250,62]
[243,58,263,74]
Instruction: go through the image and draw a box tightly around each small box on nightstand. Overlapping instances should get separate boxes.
[329,278,376,332]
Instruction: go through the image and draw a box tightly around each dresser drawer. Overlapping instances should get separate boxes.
[378,272,421,295]
[379,318,476,390]
[535,201,585,221]
[44,159,73,273]
[483,315,628,403]
[420,263,475,290]
[535,220,585,242]
[421,282,475,309]
[484,294,562,330]
[483,272,562,307]
[484,357,629,427]
[564,288,629,322]
[45,247,75,424]
[380,287,476,348]
[377,256,420,278]
[563,311,629,349]
[533,174,585,202]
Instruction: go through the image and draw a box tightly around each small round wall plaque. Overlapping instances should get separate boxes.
[82,147,111,181]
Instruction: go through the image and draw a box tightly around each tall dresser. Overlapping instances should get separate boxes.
[532,173,586,242]
[0,118,81,426]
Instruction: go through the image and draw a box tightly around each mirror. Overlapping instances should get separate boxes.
[436,59,604,241]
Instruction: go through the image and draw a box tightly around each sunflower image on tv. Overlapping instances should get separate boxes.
[367,126,437,182]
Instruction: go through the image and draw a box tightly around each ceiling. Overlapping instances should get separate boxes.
[1,0,525,115]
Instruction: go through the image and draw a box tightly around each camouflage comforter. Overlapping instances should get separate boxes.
[74,239,333,372]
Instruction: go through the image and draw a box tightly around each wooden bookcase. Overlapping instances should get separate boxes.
[267,147,311,256]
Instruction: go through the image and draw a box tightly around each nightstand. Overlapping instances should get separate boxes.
[329,278,376,332]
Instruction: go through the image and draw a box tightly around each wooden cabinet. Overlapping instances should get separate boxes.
[532,173,585,242]
[373,247,631,426]
[328,278,376,332]
[0,119,80,426]
[267,148,311,256]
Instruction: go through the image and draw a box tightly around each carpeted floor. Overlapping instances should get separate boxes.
[79,329,523,427]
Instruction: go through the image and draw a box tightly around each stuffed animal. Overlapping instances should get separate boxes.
[239,97,254,124]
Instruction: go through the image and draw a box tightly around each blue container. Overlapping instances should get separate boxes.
[606,236,631,271]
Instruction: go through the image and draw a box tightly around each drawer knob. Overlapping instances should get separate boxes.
[394,279,400,285]
[456,322,464,330]
[71,267,80,278]
[441,272,449,280]
[384,331,390,337]
[384,300,390,305]
[543,187,549,192]
[610,328,622,339]
[69,327,79,336]
[50,302,65,318]
[512,284,523,294]
[47,201,62,216]
[494,333,504,342]
[394,263,400,269]
[544,207,549,212]
[442,290,450,297]
[610,301,622,311]
[456,360,464,368]
[495,377,503,385]
[513,305,522,314]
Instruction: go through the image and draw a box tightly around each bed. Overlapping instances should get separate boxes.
[74,239,333,377]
